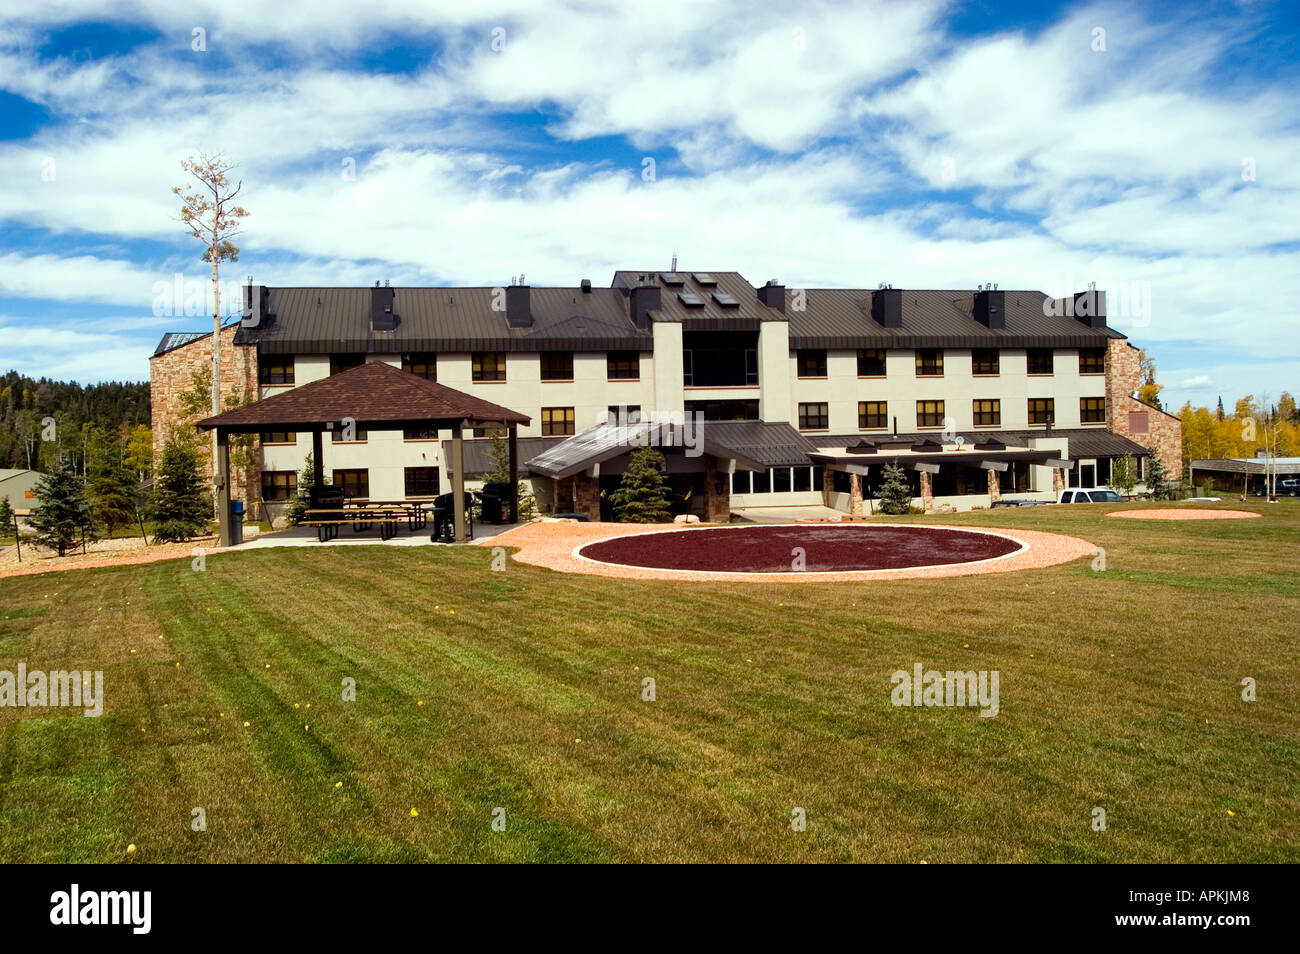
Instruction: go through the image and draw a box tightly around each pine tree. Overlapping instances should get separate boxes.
[609,445,672,523]
[484,432,537,520]
[284,454,315,526]
[1145,447,1169,500]
[28,459,93,556]
[876,463,914,515]
[1215,396,1225,422]
[88,456,139,537]
[0,494,13,539]
[149,435,210,542]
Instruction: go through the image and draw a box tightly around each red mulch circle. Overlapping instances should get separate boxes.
[577,525,1023,573]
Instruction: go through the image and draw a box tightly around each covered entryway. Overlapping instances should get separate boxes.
[197,361,530,545]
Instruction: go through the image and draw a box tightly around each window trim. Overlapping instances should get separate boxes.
[1080,396,1107,424]
[541,406,576,437]
[1078,348,1106,375]
[972,399,1001,428]
[797,401,829,431]
[796,349,828,379]
[1026,348,1055,376]
[260,470,297,502]
[856,348,887,378]
[916,399,947,429]
[1027,397,1056,426]
[258,356,295,386]
[857,400,888,430]
[540,350,575,383]
[606,350,641,381]
[915,349,944,377]
[971,348,1000,377]
[472,351,508,382]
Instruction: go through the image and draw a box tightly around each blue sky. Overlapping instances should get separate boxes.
[1,0,1297,413]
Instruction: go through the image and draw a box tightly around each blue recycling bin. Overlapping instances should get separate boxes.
[229,500,244,545]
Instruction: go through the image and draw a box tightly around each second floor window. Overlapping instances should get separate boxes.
[858,401,887,429]
[1080,397,1106,423]
[916,349,944,376]
[607,351,640,380]
[542,407,575,436]
[1028,398,1055,425]
[472,352,507,381]
[973,399,1001,427]
[540,351,573,381]
[798,402,828,430]
[403,427,439,440]
[1027,348,1054,375]
[917,400,946,428]
[857,348,886,376]
[259,356,294,385]
[1079,348,1106,374]
[972,348,1000,375]
[331,427,367,443]
[797,350,827,378]
[260,431,295,444]
[401,352,436,380]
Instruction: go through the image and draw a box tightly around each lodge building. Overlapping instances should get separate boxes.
[150,270,1182,522]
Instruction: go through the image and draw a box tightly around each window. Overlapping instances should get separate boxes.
[472,352,507,381]
[972,348,1000,375]
[1079,348,1106,374]
[773,468,792,492]
[260,470,296,501]
[607,351,640,380]
[1079,397,1107,423]
[857,348,886,377]
[259,356,294,385]
[260,431,295,445]
[793,467,812,492]
[916,349,944,376]
[541,351,573,381]
[542,407,575,436]
[403,427,439,441]
[404,467,440,497]
[973,399,1001,427]
[607,404,641,424]
[797,349,827,378]
[330,353,365,376]
[401,352,436,380]
[1028,398,1055,425]
[798,402,829,430]
[752,469,771,493]
[858,401,888,429]
[332,469,369,499]
[732,470,751,494]
[1027,348,1054,375]
[331,427,368,442]
[917,400,946,428]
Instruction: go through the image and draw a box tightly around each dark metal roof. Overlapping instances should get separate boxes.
[816,428,1150,461]
[702,421,823,467]
[612,270,786,327]
[785,289,1125,349]
[195,360,530,432]
[236,286,652,354]
[1189,457,1300,475]
[524,420,769,479]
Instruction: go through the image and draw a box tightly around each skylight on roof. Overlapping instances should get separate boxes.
[660,272,686,285]
[712,291,739,307]
[693,272,717,285]
[678,291,705,307]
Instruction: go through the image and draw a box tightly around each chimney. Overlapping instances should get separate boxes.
[580,279,592,293]
[973,288,1005,328]
[629,278,660,330]
[871,287,902,328]
[757,279,786,314]
[1072,287,1107,328]
[370,284,397,331]
[242,283,270,328]
[506,283,532,328]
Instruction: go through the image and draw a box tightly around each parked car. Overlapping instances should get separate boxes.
[1057,488,1125,504]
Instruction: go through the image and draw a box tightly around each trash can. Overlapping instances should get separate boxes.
[229,499,244,545]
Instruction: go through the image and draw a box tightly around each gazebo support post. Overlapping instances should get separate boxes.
[312,430,324,488]
[216,429,232,547]
[508,424,519,523]
[452,423,467,543]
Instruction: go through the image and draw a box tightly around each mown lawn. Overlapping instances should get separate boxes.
[0,502,1297,863]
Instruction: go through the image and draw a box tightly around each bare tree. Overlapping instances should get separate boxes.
[174,154,250,515]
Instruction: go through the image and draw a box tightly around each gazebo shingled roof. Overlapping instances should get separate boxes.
[195,360,529,432]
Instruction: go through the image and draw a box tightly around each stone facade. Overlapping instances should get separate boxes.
[986,467,1001,503]
[1106,338,1183,478]
[149,327,261,510]
[919,470,934,513]
[704,458,730,522]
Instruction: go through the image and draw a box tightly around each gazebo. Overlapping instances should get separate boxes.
[196,361,531,546]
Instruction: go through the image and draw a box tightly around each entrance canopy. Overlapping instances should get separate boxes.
[196,360,530,545]
[526,420,767,480]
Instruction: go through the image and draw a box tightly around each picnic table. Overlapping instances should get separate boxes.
[300,500,430,542]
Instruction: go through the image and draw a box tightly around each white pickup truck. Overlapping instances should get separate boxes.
[1057,488,1124,503]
